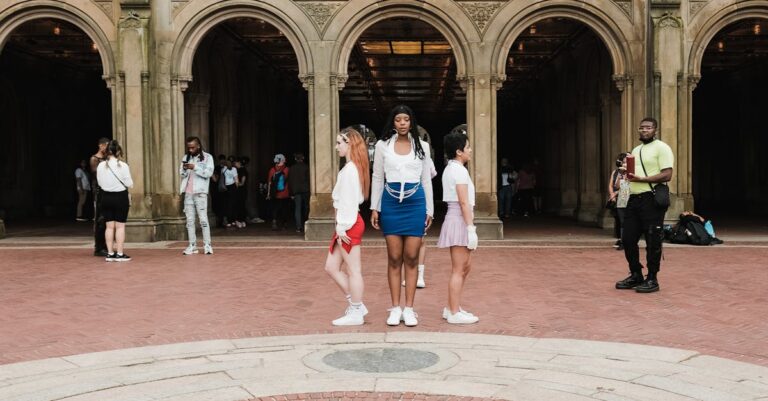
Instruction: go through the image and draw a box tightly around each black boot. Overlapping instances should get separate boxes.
[615,272,644,289]
[636,272,660,293]
[635,279,659,293]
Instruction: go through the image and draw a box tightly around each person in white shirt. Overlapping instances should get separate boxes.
[74,160,91,222]
[438,129,479,324]
[221,158,239,228]
[96,140,134,262]
[179,137,215,255]
[324,127,370,326]
[370,105,434,327]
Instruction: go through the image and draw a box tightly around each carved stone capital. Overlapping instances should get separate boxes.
[119,10,143,29]
[331,74,348,90]
[299,74,315,90]
[687,74,701,90]
[141,71,150,83]
[490,74,506,90]
[688,1,707,18]
[171,75,192,92]
[612,74,633,92]
[655,13,683,29]
[457,74,473,92]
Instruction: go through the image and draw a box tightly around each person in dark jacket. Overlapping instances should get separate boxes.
[288,153,310,233]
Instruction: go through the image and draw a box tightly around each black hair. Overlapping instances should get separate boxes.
[615,152,629,167]
[380,104,425,160]
[185,136,205,162]
[640,117,658,128]
[98,137,110,145]
[227,155,236,163]
[107,140,123,166]
[218,154,226,161]
[443,131,469,161]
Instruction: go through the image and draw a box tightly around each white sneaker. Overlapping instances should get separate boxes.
[442,307,475,320]
[183,245,198,255]
[204,244,214,255]
[417,266,426,288]
[447,310,479,324]
[402,307,418,327]
[250,217,265,223]
[401,280,406,287]
[386,306,402,326]
[346,303,368,316]
[332,307,364,326]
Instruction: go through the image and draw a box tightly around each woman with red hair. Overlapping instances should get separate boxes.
[324,127,371,326]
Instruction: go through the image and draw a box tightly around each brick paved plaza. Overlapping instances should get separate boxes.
[1,221,767,400]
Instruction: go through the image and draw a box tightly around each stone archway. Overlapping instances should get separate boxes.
[0,1,115,78]
[0,6,115,235]
[492,2,635,150]
[169,1,314,201]
[688,0,768,79]
[686,2,768,218]
[490,3,635,227]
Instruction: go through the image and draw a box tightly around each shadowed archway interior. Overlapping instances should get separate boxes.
[497,18,621,223]
[339,17,466,155]
[693,18,768,218]
[0,18,110,221]
[184,17,308,222]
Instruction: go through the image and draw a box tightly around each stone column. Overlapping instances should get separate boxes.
[303,73,338,240]
[117,4,156,241]
[653,12,685,220]
[0,218,5,239]
[462,73,503,239]
[677,74,699,211]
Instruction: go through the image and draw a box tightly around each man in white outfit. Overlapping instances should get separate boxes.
[180,137,215,255]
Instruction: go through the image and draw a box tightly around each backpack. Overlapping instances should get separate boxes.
[272,169,286,192]
[670,216,712,246]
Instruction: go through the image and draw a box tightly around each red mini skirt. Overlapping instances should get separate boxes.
[329,213,365,254]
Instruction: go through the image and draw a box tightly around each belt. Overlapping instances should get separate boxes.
[385,182,420,203]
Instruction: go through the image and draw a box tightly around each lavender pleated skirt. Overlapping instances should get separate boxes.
[438,202,468,248]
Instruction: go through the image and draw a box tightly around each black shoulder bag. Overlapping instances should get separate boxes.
[639,146,670,209]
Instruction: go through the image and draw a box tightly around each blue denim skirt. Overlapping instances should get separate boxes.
[380,182,427,237]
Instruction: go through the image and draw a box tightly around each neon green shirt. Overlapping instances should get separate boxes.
[629,139,674,194]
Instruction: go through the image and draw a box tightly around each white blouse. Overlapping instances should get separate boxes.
[332,162,365,232]
[442,160,475,207]
[96,158,134,193]
[370,135,434,216]
[222,167,238,186]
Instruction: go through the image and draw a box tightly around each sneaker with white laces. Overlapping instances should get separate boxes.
[402,307,418,326]
[332,306,364,326]
[386,306,402,326]
[183,245,198,255]
[204,244,214,255]
[442,307,475,320]
[345,303,368,317]
[105,253,117,262]
[447,310,479,324]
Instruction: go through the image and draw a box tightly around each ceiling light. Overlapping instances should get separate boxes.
[529,25,537,34]
[508,56,515,65]
[518,41,524,52]
[91,42,98,52]
[717,40,724,51]
[53,25,61,35]
[754,23,761,35]
[391,41,421,55]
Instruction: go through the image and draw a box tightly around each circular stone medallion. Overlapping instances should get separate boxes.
[322,348,439,373]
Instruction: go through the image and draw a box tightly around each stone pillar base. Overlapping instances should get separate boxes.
[304,218,334,241]
[125,218,186,242]
[0,218,5,239]
[476,217,503,240]
[576,206,601,225]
